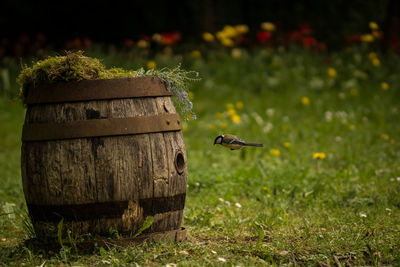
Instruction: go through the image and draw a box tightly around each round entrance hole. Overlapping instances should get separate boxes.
[175,151,185,175]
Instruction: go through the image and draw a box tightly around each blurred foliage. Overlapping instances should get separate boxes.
[0,0,393,48]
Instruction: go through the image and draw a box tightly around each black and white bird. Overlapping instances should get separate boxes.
[214,134,263,150]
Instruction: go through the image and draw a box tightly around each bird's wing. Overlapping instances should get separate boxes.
[227,137,246,145]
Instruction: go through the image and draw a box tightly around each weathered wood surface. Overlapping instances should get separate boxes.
[21,94,187,238]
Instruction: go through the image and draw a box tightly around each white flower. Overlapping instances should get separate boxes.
[195,182,200,187]
[360,213,367,218]
[263,122,273,133]
[251,112,264,126]
[397,177,400,182]
[266,108,275,117]
[179,250,189,255]
[336,111,348,124]
[225,201,231,206]
[166,264,177,267]
[235,202,242,208]
[386,208,392,212]
[211,250,217,254]
[325,111,332,122]
[218,257,227,263]
[309,77,324,89]
[101,260,111,264]
[343,78,358,89]
[218,198,224,202]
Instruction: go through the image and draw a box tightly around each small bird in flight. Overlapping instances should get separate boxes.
[214,134,263,150]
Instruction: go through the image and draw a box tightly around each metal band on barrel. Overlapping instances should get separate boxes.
[26,77,172,104]
[27,194,186,222]
[22,113,182,142]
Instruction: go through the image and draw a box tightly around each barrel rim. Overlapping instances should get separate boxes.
[26,76,172,105]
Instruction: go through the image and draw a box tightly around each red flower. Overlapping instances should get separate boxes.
[35,34,46,43]
[289,31,302,42]
[162,32,181,45]
[302,37,316,47]
[373,30,384,39]
[390,37,399,50]
[346,34,361,44]
[299,23,312,35]
[124,39,135,48]
[256,31,272,43]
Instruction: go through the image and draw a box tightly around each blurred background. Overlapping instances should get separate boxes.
[1,0,400,58]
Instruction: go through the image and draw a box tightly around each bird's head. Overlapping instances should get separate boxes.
[214,135,223,145]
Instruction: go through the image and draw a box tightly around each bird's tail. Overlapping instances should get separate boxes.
[243,142,263,147]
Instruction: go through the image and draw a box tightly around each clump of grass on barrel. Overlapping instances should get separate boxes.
[17,51,199,121]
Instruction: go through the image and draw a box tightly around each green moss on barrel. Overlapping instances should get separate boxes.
[17,51,136,104]
[17,51,199,121]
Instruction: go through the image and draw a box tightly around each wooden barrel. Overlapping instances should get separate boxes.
[21,77,187,240]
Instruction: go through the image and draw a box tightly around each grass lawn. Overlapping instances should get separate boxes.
[1,48,400,266]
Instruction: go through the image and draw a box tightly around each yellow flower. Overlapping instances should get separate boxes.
[188,91,194,100]
[226,103,234,110]
[263,186,268,191]
[152,33,163,43]
[235,101,244,110]
[301,96,310,106]
[261,22,276,31]
[137,39,149,48]
[182,122,188,132]
[222,25,237,38]
[227,108,236,116]
[191,50,201,59]
[219,122,228,129]
[235,24,249,34]
[381,82,389,90]
[231,114,241,123]
[231,48,242,59]
[269,149,280,156]
[328,67,337,78]
[350,88,358,96]
[216,31,227,40]
[368,52,377,59]
[381,133,389,140]
[372,58,380,67]
[147,60,156,69]
[215,112,224,119]
[313,152,326,160]
[283,142,291,148]
[361,34,374,43]
[202,32,214,42]
[220,38,234,47]
[390,139,395,145]
[369,21,379,30]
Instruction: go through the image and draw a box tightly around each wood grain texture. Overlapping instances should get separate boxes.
[22,91,187,238]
